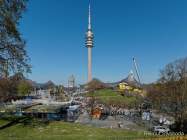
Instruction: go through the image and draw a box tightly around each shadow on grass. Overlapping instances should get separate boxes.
[0,116,29,130]
[0,116,49,130]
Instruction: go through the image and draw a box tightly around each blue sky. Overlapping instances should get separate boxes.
[19,0,187,85]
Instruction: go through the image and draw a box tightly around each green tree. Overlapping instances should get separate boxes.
[147,57,187,132]
[0,73,31,100]
[0,0,30,78]
[0,78,11,101]
[17,80,32,96]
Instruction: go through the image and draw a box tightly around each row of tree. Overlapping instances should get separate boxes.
[0,73,33,101]
[86,78,108,92]
[146,57,187,132]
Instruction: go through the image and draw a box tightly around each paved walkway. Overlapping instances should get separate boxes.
[76,111,146,130]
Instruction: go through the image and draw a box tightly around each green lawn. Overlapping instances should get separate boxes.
[86,89,118,97]
[0,119,185,140]
[86,89,141,107]
[0,119,9,126]
[0,119,151,140]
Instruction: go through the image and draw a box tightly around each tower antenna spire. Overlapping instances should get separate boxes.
[88,1,91,30]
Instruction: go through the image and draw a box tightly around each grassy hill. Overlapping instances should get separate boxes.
[86,89,142,107]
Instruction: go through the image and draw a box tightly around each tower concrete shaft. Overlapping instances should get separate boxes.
[88,47,92,82]
[85,2,94,82]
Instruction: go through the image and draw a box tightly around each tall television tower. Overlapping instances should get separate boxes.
[85,2,94,82]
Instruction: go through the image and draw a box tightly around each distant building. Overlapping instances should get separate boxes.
[118,71,144,95]
[68,75,75,88]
